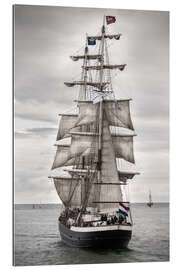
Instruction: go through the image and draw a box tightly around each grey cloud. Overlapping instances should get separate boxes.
[15,127,57,138]
[26,127,57,135]
[15,99,73,124]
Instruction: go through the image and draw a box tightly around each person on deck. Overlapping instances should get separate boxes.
[118,214,125,224]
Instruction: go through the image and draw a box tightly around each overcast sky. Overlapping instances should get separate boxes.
[14,5,169,203]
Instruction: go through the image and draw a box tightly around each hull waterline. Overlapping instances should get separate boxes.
[58,221,132,248]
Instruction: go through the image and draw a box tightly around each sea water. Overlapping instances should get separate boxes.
[14,203,169,266]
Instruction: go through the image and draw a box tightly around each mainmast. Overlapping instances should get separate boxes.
[97,16,106,195]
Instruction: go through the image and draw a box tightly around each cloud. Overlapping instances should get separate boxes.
[15,127,57,139]
[15,99,77,124]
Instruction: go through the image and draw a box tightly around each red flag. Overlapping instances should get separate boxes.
[106,16,116,25]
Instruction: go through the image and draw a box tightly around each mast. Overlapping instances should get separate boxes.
[79,37,88,211]
[79,36,89,100]
[98,15,105,157]
[96,16,105,211]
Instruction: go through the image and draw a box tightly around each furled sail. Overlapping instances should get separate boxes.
[104,99,134,130]
[54,178,81,207]
[87,34,121,40]
[64,81,109,90]
[64,168,95,176]
[56,114,79,140]
[51,145,75,169]
[82,64,126,71]
[118,170,139,181]
[70,54,102,61]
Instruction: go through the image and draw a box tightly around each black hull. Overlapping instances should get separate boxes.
[58,221,132,248]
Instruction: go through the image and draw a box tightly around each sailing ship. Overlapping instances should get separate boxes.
[49,16,139,248]
[147,190,153,207]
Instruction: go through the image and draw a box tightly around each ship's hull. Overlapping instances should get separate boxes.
[58,221,132,248]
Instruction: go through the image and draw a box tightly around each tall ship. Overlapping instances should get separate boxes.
[147,190,153,207]
[49,16,139,248]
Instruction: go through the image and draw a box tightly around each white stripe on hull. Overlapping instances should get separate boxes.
[71,224,132,232]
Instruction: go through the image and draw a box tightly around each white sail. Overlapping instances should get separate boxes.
[74,100,133,130]
[112,134,135,163]
[97,116,123,212]
[104,99,134,130]
[75,101,98,126]
[116,158,140,181]
[51,145,75,169]
[56,114,79,140]
[52,130,98,170]
[69,132,98,159]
